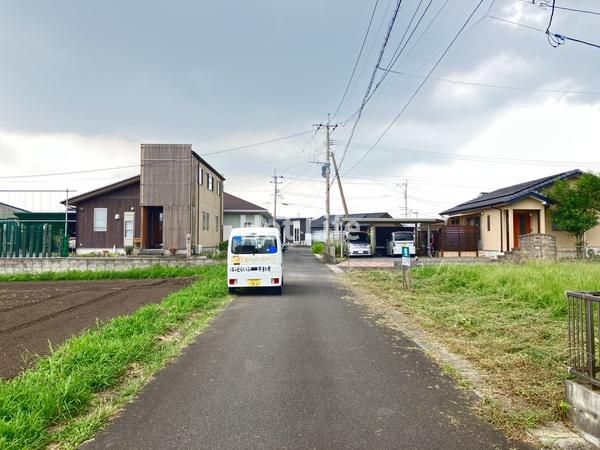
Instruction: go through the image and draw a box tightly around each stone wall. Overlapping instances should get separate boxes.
[518,233,557,260]
[0,256,211,275]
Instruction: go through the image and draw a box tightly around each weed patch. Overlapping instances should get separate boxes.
[0,264,229,450]
[347,262,600,434]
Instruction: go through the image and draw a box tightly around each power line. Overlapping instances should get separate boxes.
[344,0,488,175]
[488,15,545,32]
[336,0,404,170]
[377,67,600,95]
[331,0,380,120]
[198,130,314,156]
[0,165,138,179]
[490,7,600,50]
[340,141,600,167]
[518,0,600,17]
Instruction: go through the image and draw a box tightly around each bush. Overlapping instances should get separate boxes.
[218,240,229,252]
[311,242,325,255]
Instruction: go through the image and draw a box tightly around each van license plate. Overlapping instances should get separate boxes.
[248,279,261,287]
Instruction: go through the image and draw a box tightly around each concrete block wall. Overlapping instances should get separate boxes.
[0,257,211,275]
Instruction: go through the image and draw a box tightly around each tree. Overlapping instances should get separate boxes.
[546,172,600,258]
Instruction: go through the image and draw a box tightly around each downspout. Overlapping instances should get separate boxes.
[492,206,503,253]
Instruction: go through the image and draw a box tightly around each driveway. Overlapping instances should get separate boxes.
[83,247,531,449]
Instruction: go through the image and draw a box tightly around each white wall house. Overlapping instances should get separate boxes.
[223,193,271,240]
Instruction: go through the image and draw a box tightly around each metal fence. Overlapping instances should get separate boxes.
[567,291,600,387]
[0,221,66,257]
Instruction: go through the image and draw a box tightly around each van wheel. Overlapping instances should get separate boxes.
[273,286,282,295]
[228,287,238,294]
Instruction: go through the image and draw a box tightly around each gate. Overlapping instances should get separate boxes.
[0,221,64,257]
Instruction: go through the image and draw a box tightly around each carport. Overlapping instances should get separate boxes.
[338,217,444,257]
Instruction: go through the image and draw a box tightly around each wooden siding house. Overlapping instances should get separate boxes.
[66,144,225,255]
[66,176,141,253]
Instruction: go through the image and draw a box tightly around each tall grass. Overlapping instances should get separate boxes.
[349,262,600,433]
[414,262,600,317]
[0,264,228,450]
[0,264,209,283]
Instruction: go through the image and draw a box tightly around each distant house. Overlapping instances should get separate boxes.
[310,212,393,242]
[65,144,225,254]
[276,217,313,245]
[0,201,27,220]
[223,193,271,239]
[440,170,600,257]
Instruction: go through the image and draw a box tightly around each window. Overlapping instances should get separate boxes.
[243,221,253,228]
[202,212,210,231]
[207,174,214,191]
[393,232,414,241]
[216,181,221,195]
[198,167,203,185]
[215,216,219,231]
[487,215,491,232]
[230,234,278,254]
[94,208,107,232]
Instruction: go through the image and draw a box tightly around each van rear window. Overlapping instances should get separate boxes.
[231,235,278,254]
[394,232,414,241]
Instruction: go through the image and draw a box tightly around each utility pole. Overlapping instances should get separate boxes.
[398,180,408,218]
[330,152,348,217]
[270,170,283,227]
[313,114,339,249]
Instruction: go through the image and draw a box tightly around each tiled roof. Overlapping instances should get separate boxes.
[224,193,269,213]
[440,169,582,215]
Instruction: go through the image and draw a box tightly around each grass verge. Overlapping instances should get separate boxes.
[0,264,229,450]
[0,264,210,282]
[345,262,600,435]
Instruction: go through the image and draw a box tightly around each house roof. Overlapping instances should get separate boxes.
[191,151,226,181]
[440,169,583,216]
[224,193,269,215]
[64,175,141,205]
[0,201,28,213]
[311,212,393,229]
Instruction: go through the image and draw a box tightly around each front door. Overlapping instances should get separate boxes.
[293,220,300,243]
[513,212,531,248]
[147,207,163,249]
[123,211,135,248]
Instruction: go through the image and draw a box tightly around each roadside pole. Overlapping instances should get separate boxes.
[313,114,339,262]
[402,246,411,290]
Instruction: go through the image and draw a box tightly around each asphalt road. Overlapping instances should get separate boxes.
[83,247,530,449]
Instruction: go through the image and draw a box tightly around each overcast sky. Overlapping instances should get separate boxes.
[1,0,599,218]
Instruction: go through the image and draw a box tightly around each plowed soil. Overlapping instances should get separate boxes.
[0,277,195,379]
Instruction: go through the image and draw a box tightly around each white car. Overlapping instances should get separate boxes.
[386,231,416,257]
[344,231,372,257]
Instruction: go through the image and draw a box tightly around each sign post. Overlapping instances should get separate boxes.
[401,246,411,290]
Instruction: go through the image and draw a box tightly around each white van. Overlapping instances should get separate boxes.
[386,230,416,257]
[227,227,283,295]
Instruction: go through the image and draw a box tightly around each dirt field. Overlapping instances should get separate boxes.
[0,278,196,379]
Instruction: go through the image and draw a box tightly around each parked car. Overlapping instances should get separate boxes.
[386,230,416,257]
[344,231,372,257]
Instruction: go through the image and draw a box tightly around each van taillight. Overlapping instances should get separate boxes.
[271,278,280,285]
[229,279,237,285]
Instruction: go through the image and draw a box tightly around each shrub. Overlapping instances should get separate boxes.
[311,242,325,255]
[218,240,229,252]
